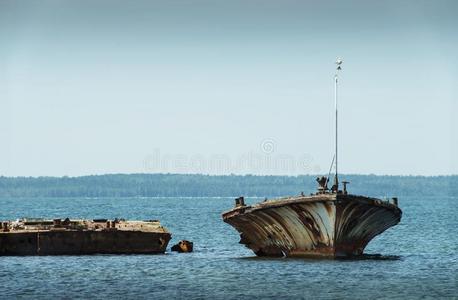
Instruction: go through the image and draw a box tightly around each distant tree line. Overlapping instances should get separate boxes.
[0,174,455,198]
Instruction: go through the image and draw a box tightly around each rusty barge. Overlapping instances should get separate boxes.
[0,218,171,255]
[222,59,402,258]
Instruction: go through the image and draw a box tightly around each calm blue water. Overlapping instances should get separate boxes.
[0,196,456,299]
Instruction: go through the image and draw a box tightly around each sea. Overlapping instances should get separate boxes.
[0,195,456,299]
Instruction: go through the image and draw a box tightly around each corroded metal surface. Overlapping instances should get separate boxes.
[334,196,401,256]
[0,218,171,255]
[171,240,194,253]
[222,194,401,258]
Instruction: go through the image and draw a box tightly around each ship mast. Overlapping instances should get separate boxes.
[334,58,343,192]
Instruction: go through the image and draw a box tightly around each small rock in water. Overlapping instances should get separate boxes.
[171,240,193,253]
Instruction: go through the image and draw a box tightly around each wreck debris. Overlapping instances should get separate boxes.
[171,240,193,253]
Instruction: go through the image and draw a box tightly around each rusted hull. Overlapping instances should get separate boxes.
[0,231,171,256]
[222,194,401,258]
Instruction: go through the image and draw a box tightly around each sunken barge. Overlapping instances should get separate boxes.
[0,218,171,255]
[222,180,402,258]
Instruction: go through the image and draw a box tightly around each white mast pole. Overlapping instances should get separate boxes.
[334,58,342,192]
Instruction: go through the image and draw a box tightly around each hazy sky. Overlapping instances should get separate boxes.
[1,0,457,176]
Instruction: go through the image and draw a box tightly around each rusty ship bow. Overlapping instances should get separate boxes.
[222,59,402,258]
[222,185,401,258]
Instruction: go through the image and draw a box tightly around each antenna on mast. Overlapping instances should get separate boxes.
[333,58,343,193]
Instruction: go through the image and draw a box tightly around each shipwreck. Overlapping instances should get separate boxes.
[0,218,171,255]
[222,59,402,258]
[222,183,401,258]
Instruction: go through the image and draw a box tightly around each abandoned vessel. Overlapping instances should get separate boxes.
[0,218,171,255]
[222,59,402,258]
[222,183,401,258]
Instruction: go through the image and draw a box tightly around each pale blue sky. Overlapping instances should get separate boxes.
[1,0,457,176]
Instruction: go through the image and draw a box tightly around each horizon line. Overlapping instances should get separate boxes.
[1,172,457,179]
